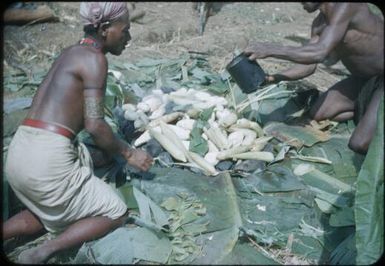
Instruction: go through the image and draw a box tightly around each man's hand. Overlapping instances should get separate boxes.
[262,74,290,84]
[124,149,153,172]
[243,42,271,61]
[264,74,276,84]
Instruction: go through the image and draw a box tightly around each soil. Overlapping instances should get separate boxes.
[3,1,359,99]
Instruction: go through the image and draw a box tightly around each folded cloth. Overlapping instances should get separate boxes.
[80,2,128,28]
[5,126,128,233]
[354,75,384,124]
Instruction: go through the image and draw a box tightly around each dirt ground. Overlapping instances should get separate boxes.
[3,1,360,99]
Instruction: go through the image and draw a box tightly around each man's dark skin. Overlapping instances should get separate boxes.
[244,2,384,154]
[3,12,153,263]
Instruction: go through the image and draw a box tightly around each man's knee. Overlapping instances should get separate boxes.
[309,94,335,121]
[310,104,354,122]
[309,107,328,121]
[348,136,369,154]
[114,209,129,227]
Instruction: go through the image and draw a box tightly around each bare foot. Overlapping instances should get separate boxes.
[17,245,53,264]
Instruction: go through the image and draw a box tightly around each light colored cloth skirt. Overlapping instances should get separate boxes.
[5,126,127,233]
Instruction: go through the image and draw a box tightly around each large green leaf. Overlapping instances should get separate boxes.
[296,165,354,195]
[354,97,384,265]
[246,82,318,126]
[205,78,229,95]
[3,109,29,137]
[4,98,32,114]
[329,207,355,227]
[190,67,212,83]
[198,107,215,121]
[188,121,208,156]
[74,227,172,264]
[105,82,124,108]
[234,164,306,193]
[112,183,138,209]
[299,135,364,183]
[133,186,169,227]
[329,232,356,265]
[132,168,243,264]
[264,122,330,149]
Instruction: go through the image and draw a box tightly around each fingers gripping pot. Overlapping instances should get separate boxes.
[226,54,266,94]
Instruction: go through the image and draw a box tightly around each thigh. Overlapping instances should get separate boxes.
[40,175,128,233]
[3,209,44,240]
[70,176,128,222]
[310,76,367,120]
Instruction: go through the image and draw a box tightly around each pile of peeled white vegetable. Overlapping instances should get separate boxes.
[122,87,275,176]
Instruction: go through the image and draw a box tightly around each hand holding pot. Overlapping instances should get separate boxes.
[243,42,271,61]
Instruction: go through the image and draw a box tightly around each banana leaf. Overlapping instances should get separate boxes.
[314,198,337,214]
[3,97,32,114]
[329,207,355,227]
[112,183,138,210]
[291,234,325,261]
[189,120,208,156]
[131,167,243,264]
[297,166,354,195]
[247,82,318,126]
[3,109,29,137]
[198,107,215,121]
[264,122,330,149]
[354,97,384,265]
[133,186,169,228]
[204,77,228,95]
[312,187,352,209]
[190,67,212,83]
[3,75,29,92]
[74,227,172,264]
[237,191,315,240]
[233,164,306,193]
[122,68,155,85]
[329,232,356,265]
[298,135,364,183]
[105,81,124,109]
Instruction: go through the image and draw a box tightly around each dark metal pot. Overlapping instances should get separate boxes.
[226,54,266,94]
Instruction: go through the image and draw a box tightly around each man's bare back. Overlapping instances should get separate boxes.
[311,3,383,78]
[27,45,106,134]
[243,2,384,154]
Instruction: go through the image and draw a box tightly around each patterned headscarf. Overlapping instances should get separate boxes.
[79,2,128,28]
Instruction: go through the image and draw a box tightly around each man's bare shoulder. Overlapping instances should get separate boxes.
[60,45,108,77]
[67,45,107,63]
[62,45,107,67]
[323,2,362,18]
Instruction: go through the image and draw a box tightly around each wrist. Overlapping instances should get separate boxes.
[266,74,274,82]
[121,144,133,159]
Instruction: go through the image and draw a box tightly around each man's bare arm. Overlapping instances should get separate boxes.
[264,34,320,83]
[80,51,153,171]
[245,3,354,64]
[266,64,317,83]
[83,88,153,171]
[83,88,133,159]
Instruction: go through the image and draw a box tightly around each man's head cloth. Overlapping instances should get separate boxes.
[80,2,128,28]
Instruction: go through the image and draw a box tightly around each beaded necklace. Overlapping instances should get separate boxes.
[79,37,101,51]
